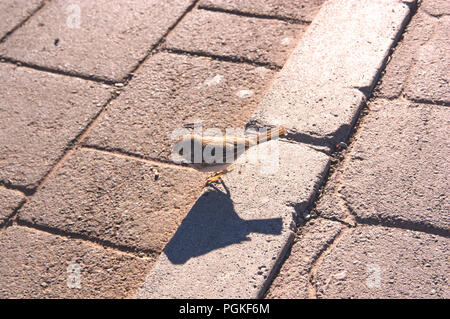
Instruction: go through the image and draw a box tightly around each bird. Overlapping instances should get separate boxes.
[172,126,287,185]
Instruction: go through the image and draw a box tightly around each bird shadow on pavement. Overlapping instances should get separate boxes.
[164,181,283,264]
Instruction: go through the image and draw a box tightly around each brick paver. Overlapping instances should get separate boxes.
[333,100,449,231]
[164,9,306,67]
[0,0,43,40]
[0,188,24,226]
[18,148,204,252]
[0,226,154,298]
[266,218,343,299]
[0,0,194,81]
[250,0,411,152]
[421,0,450,16]
[83,52,275,162]
[405,16,449,103]
[0,63,112,191]
[376,11,435,98]
[315,226,449,298]
[199,0,324,22]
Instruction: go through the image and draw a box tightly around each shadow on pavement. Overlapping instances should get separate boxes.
[164,181,282,264]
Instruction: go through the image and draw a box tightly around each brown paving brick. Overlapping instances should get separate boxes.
[0,188,25,225]
[315,226,449,298]
[266,218,343,299]
[339,99,450,231]
[0,0,193,82]
[0,0,43,39]
[405,16,450,104]
[164,10,306,67]
[421,0,450,16]
[83,52,275,162]
[0,63,111,191]
[376,10,435,98]
[19,148,204,252]
[0,226,153,298]
[199,0,324,22]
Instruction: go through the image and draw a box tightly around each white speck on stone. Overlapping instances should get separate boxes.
[204,74,223,86]
[334,270,347,280]
[281,37,293,46]
[254,66,270,78]
[236,89,254,99]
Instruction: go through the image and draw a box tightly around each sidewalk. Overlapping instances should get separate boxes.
[0,0,448,299]
[0,0,321,298]
[267,0,449,299]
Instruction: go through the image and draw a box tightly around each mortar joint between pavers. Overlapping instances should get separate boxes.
[15,219,160,259]
[162,47,282,71]
[122,0,202,85]
[306,225,352,299]
[0,57,118,86]
[197,5,312,25]
[0,0,47,44]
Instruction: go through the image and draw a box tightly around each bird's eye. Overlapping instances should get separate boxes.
[178,148,184,155]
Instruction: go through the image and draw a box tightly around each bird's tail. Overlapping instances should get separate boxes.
[248,126,287,147]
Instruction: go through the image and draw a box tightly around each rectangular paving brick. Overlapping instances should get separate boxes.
[315,226,449,298]
[136,141,330,298]
[199,0,324,22]
[0,63,112,191]
[266,218,343,299]
[405,16,449,104]
[0,0,193,82]
[164,9,306,67]
[338,99,449,232]
[0,226,154,298]
[376,10,435,99]
[83,52,275,162]
[250,0,412,152]
[0,187,25,226]
[422,0,450,16]
[0,0,43,39]
[18,148,204,252]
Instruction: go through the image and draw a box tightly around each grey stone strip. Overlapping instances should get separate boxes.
[136,141,330,298]
[136,0,416,298]
[250,0,415,153]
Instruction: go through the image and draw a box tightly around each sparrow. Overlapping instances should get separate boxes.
[172,126,287,185]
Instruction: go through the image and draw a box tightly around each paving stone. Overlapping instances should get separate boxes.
[0,0,193,81]
[0,0,43,39]
[136,141,330,298]
[421,0,450,16]
[250,0,412,152]
[376,10,435,98]
[339,99,450,232]
[83,52,275,162]
[315,226,449,298]
[164,9,306,67]
[0,63,112,191]
[265,218,343,299]
[199,0,324,22]
[405,16,450,104]
[18,148,204,252]
[313,170,354,225]
[0,226,154,298]
[0,188,25,225]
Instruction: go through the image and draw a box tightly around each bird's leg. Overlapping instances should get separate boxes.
[205,167,233,185]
